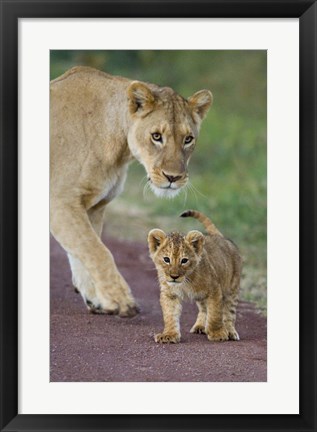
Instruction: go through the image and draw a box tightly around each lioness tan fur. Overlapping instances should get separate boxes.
[148,210,242,343]
[50,66,212,316]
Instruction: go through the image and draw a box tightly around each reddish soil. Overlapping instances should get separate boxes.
[50,235,267,382]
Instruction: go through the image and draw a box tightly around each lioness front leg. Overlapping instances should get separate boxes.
[155,291,182,343]
[68,200,111,313]
[51,199,138,317]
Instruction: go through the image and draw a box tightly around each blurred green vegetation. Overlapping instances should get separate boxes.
[51,50,267,311]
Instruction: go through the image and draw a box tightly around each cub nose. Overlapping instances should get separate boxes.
[163,172,182,183]
[170,274,180,280]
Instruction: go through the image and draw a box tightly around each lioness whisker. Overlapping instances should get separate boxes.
[139,175,149,188]
[188,181,208,199]
[143,182,151,200]
[181,184,189,207]
[186,182,198,206]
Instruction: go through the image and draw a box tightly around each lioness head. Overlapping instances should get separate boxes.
[148,229,205,286]
[127,82,212,198]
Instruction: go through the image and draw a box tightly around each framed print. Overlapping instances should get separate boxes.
[0,0,316,431]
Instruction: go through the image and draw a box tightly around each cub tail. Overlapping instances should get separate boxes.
[180,210,223,237]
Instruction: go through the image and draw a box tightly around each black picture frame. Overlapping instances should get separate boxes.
[0,1,316,431]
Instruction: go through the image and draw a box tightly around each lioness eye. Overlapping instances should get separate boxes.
[181,258,188,264]
[152,133,162,142]
[184,136,193,145]
[163,257,170,263]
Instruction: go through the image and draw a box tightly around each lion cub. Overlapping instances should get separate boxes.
[148,210,242,343]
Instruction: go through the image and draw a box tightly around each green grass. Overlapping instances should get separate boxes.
[51,50,267,312]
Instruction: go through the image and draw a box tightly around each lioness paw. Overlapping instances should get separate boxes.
[154,332,180,344]
[85,298,119,315]
[119,303,140,318]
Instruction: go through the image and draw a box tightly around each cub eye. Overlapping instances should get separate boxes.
[184,136,194,146]
[152,132,162,142]
[181,258,188,264]
[163,257,170,263]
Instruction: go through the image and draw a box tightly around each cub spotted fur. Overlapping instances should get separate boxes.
[148,210,242,343]
[50,67,212,316]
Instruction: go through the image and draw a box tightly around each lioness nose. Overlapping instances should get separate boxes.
[171,274,180,280]
[163,172,182,183]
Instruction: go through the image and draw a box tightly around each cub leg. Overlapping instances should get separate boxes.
[51,199,138,317]
[155,291,182,343]
[223,278,240,340]
[205,289,229,342]
[190,301,207,334]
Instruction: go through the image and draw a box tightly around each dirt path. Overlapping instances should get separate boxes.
[50,235,267,382]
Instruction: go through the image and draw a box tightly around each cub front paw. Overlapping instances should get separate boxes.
[207,327,229,342]
[154,332,181,344]
[190,324,206,334]
[228,328,240,341]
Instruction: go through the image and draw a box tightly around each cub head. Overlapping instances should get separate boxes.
[148,229,205,286]
[127,81,213,198]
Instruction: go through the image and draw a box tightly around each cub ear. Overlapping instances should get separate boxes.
[186,230,205,255]
[188,89,213,122]
[148,229,167,254]
[127,81,156,115]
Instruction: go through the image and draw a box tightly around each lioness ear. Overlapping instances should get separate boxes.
[127,81,156,115]
[186,230,205,255]
[148,229,166,254]
[188,89,213,122]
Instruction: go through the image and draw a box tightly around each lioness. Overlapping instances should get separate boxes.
[50,66,212,317]
[148,210,242,343]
